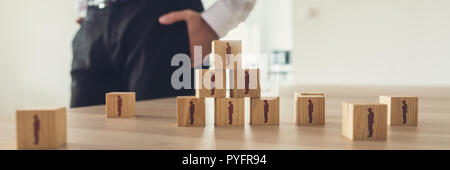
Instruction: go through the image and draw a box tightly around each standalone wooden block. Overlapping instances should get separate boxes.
[229,69,261,98]
[106,92,136,118]
[295,92,325,125]
[215,98,245,126]
[177,96,205,127]
[212,40,242,69]
[16,107,67,149]
[379,96,418,126]
[250,97,280,125]
[342,102,387,140]
[195,69,226,98]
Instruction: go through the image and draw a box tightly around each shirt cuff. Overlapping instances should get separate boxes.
[76,0,87,18]
[201,2,235,38]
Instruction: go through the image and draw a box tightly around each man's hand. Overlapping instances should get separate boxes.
[159,9,219,66]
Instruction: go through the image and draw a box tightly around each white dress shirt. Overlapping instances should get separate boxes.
[201,0,256,37]
[76,0,87,18]
[76,0,256,38]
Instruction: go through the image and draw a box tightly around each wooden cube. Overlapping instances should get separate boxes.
[195,69,226,98]
[106,92,136,118]
[250,97,280,125]
[295,92,325,125]
[229,69,261,98]
[215,98,245,126]
[342,102,387,140]
[212,40,242,69]
[379,96,418,126]
[16,107,67,149]
[177,96,205,127]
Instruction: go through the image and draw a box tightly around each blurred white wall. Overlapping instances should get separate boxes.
[292,0,450,86]
[0,0,78,114]
[204,0,293,59]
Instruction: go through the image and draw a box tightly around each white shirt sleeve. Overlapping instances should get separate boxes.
[76,0,88,18]
[201,0,256,38]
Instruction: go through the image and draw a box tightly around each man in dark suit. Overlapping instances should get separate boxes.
[72,0,255,107]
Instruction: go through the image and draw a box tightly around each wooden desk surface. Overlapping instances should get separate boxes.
[1,85,450,150]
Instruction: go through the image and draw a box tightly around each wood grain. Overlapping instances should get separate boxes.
[299,92,324,96]
[177,96,205,127]
[342,102,387,140]
[16,107,67,149]
[295,92,325,125]
[106,92,136,118]
[379,96,418,126]
[1,85,450,150]
[195,69,226,98]
[250,97,280,125]
[214,98,245,126]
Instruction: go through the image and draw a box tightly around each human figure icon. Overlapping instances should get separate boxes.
[210,73,215,95]
[226,43,232,66]
[263,100,269,123]
[402,100,408,124]
[228,101,234,125]
[189,101,195,125]
[308,99,314,123]
[33,115,40,145]
[244,71,249,94]
[367,108,374,138]
[117,95,123,116]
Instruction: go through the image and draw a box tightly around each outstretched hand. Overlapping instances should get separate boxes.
[159,9,219,66]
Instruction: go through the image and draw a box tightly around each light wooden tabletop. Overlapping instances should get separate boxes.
[1,85,450,150]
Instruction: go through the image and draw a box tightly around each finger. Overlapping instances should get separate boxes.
[76,17,84,24]
[159,10,191,25]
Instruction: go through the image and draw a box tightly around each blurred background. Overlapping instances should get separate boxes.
[1,0,449,114]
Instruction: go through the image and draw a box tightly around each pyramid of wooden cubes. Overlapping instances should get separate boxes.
[177,40,279,127]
